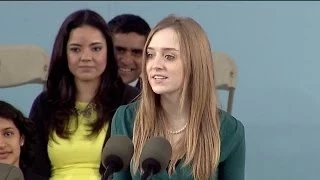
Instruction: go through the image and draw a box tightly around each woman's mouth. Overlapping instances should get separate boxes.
[0,152,10,159]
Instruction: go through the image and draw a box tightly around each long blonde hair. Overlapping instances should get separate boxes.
[132,15,221,180]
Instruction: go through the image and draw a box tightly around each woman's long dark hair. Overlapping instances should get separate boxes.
[46,9,125,139]
[0,101,37,171]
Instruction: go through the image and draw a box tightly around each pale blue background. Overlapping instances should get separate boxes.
[0,1,319,180]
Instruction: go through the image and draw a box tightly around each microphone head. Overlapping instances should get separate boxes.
[140,136,172,173]
[102,135,134,172]
[0,163,24,180]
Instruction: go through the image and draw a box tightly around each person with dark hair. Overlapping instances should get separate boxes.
[0,100,44,180]
[108,14,151,89]
[29,9,140,180]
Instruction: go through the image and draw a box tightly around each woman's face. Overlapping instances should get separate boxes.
[146,28,184,97]
[66,25,108,83]
[0,117,24,167]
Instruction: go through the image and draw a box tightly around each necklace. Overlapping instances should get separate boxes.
[74,103,96,118]
[167,123,188,135]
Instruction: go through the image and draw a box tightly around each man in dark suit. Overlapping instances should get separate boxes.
[108,14,151,90]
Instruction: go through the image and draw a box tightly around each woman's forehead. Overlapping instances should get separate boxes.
[0,117,17,130]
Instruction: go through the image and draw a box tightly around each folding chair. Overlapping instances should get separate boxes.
[0,45,49,89]
[213,51,238,114]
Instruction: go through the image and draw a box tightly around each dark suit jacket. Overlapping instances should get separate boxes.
[135,78,142,90]
[28,84,140,179]
[23,168,47,180]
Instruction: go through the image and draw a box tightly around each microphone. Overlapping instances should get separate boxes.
[0,163,24,180]
[101,135,134,180]
[139,136,172,180]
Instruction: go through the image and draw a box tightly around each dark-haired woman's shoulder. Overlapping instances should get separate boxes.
[28,91,49,122]
[23,168,48,180]
[121,84,141,105]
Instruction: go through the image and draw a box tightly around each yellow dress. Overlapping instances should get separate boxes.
[48,102,108,180]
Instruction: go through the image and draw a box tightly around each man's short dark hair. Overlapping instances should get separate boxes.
[108,14,151,37]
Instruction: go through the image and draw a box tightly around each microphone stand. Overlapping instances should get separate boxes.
[141,164,155,180]
[102,164,115,180]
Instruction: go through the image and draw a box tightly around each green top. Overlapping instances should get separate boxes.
[110,101,245,180]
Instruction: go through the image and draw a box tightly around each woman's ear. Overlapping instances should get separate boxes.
[20,135,25,146]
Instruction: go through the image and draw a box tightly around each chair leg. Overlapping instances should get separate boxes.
[227,88,235,114]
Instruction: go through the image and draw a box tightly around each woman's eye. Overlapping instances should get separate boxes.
[70,47,80,52]
[4,132,13,137]
[146,53,154,59]
[92,47,102,52]
[165,54,175,60]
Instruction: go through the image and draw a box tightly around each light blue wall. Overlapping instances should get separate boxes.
[0,1,319,179]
